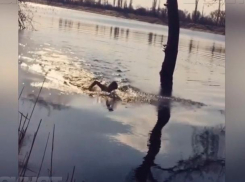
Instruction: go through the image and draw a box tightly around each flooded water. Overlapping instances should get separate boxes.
[19,3,225,182]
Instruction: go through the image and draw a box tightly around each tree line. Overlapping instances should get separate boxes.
[47,0,224,27]
[19,0,225,29]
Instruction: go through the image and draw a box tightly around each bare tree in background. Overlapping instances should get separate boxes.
[201,3,205,17]
[216,0,223,25]
[194,0,199,23]
[151,0,158,14]
[210,9,225,26]
[157,0,161,14]
[117,0,123,8]
[192,10,201,22]
[205,0,224,25]
[129,0,133,9]
[124,0,128,9]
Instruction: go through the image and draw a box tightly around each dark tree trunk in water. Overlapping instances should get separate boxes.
[134,98,171,182]
[160,0,179,88]
[134,1,178,180]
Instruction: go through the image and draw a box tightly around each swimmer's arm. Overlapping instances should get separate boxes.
[88,81,107,91]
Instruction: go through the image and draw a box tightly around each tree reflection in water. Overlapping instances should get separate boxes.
[131,94,225,182]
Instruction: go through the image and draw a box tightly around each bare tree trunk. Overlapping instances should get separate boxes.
[124,0,127,9]
[194,0,199,23]
[216,0,221,25]
[160,0,179,88]
[134,98,171,182]
[201,4,204,17]
[152,0,157,13]
[134,3,178,180]
[129,0,133,9]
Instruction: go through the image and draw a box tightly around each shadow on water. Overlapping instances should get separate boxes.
[21,93,70,116]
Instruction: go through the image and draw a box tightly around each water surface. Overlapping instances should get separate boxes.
[19,3,225,182]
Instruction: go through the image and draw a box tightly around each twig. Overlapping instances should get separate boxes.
[19,78,45,150]
[19,152,28,172]
[19,112,29,140]
[36,132,50,182]
[29,77,46,122]
[50,124,55,180]
[18,114,23,133]
[70,166,76,182]
[19,113,29,149]
[19,86,25,100]
[21,119,42,178]
[66,173,70,182]
[19,113,29,154]
[19,111,30,121]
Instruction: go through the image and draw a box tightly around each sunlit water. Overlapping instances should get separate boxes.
[19,3,225,182]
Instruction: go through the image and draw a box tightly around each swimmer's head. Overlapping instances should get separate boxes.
[108,81,118,92]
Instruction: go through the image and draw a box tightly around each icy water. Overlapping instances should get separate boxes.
[19,3,225,182]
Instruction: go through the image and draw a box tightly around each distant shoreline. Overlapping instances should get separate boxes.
[26,0,225,35]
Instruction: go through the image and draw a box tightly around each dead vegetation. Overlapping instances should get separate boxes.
[18,77,78,181]
[18,0,35,30]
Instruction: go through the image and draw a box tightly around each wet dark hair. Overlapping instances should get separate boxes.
[108,81,118,92]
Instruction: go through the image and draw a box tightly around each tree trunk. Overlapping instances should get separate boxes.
[134,102,170,182]
[160,0,180,88]
[129,0,133,9]
[216,0,221,25]
[194,0,198,23]
[201,4,204,17]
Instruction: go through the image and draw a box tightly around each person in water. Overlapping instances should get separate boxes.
[88,81,118,93]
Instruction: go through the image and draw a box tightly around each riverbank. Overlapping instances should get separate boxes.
[25,0,225,35]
